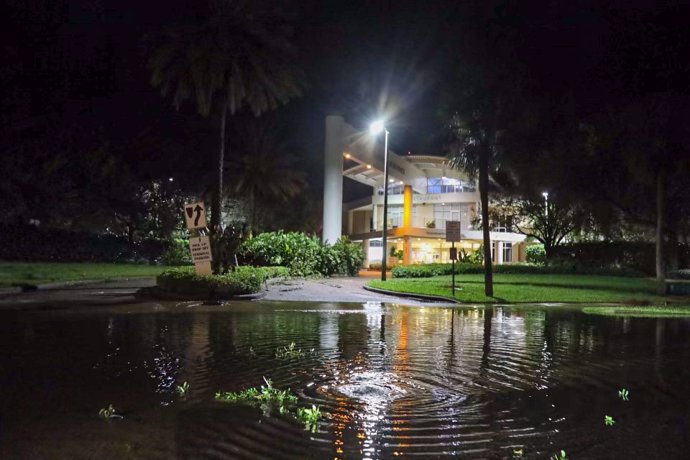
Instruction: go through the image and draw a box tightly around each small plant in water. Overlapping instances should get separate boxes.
[275,342,305,359]
[550,450,567,460]
[605,415,615,426]
[215,377,298,414]
[512,447,524,457]
[98,404,123,420]
[176,381,190,397]
[248,346,256,358]
[296,404,321,433]
[618,388,629,401]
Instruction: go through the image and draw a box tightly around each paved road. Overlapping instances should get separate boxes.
[0,278,155,310]
[0,276,449,310]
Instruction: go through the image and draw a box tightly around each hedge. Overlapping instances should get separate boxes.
[392,262,645,278]
[156,265,287,297]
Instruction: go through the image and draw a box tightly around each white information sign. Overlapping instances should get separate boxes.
[194,261,213,276]
[184,202,207,229]
[189,236,212,263]
[446,221,461,242]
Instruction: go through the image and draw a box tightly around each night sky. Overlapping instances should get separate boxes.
[4,1,690,191]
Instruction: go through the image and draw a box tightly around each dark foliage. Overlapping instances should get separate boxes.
[551,241,690,277]
[0,224,166,263]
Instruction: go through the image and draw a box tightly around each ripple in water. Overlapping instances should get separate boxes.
[0,303,690,459]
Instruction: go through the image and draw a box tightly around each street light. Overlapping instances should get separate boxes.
[370,120,390,281]
[542,191,549,219]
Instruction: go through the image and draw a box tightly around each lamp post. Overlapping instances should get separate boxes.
[542,191,549,219]
[370,120,390,281]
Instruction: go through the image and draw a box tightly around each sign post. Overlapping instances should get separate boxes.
[183,202,212,276]
[446,221,461,297]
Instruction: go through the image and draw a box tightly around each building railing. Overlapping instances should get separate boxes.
[373,216,475,231]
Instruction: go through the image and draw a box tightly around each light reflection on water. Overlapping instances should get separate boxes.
[0,302,689,459]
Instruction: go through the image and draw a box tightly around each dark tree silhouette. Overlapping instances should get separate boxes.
[149,0,302,272]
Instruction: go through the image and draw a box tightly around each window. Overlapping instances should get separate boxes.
[377,184,404,195]
[433,204,469,230]
[502,242,512,263]
[427,177,477,194]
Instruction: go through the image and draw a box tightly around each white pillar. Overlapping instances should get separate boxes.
[323,115,344,244]
[372,203,378,231]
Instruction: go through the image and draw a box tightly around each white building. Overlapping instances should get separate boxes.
[322,115,527,267]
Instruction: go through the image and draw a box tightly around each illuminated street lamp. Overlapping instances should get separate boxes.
[370,120,390,281]
[542,191,549,219]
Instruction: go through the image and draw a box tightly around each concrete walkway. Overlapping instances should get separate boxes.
[263,275,446,306]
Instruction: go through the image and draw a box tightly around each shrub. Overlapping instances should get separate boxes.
[525,244,546,265]
[331,237,366,276]
[161,237,193,265]
[156,266,267,296]
[259,266,291,279]
[240,231,364,277]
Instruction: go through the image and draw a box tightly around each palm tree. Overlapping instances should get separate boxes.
[447,111,498,297]
[229,124,306,233]
[148,0,302,271]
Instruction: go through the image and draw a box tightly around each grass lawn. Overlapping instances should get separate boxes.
[582,306,690,318]
[0,262,178,288]
[368,273,685,304]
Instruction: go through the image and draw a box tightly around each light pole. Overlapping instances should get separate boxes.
[370,120,390,281]
[542,191,549,219]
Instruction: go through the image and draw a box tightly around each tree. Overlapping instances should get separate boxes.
[498,197,582,261]
[148,0,302,272]
[447,111,498,297]
[229,124,306,233]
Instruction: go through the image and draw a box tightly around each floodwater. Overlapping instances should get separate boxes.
[1,301,689,459]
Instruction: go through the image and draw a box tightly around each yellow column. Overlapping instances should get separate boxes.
[403,236,412,265]
[403,185,413,228]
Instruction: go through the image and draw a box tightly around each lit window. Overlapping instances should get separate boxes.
[502,242,512,263]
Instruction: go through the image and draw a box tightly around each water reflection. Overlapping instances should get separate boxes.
[0,303,689,459]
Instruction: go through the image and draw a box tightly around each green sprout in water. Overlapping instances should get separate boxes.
[215,377,298,415]
[296,404,321,433]
[618,388,629,401]
[550,450,567,460]
[176,381,190,397]
[512,447,524,457]
[98,404,123,420]
[605,415,615,426]
[275,342,305,359]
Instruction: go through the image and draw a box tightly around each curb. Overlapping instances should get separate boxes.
[135,286,265,301]
[363,285,460,303]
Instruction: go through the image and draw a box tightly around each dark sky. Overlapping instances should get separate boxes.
[4,0,690,187]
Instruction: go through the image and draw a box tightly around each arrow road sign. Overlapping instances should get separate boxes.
[184,201,207,229]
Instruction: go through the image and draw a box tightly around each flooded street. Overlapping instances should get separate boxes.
[1,301,689,459]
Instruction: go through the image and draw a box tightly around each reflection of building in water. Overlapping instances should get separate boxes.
[390,309,412,456]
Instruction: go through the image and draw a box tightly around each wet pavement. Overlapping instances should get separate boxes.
[0,275,448,310]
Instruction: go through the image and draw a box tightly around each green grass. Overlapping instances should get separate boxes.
[368,273,682,304]
[0,262,176,288]
[582,306,690,317]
